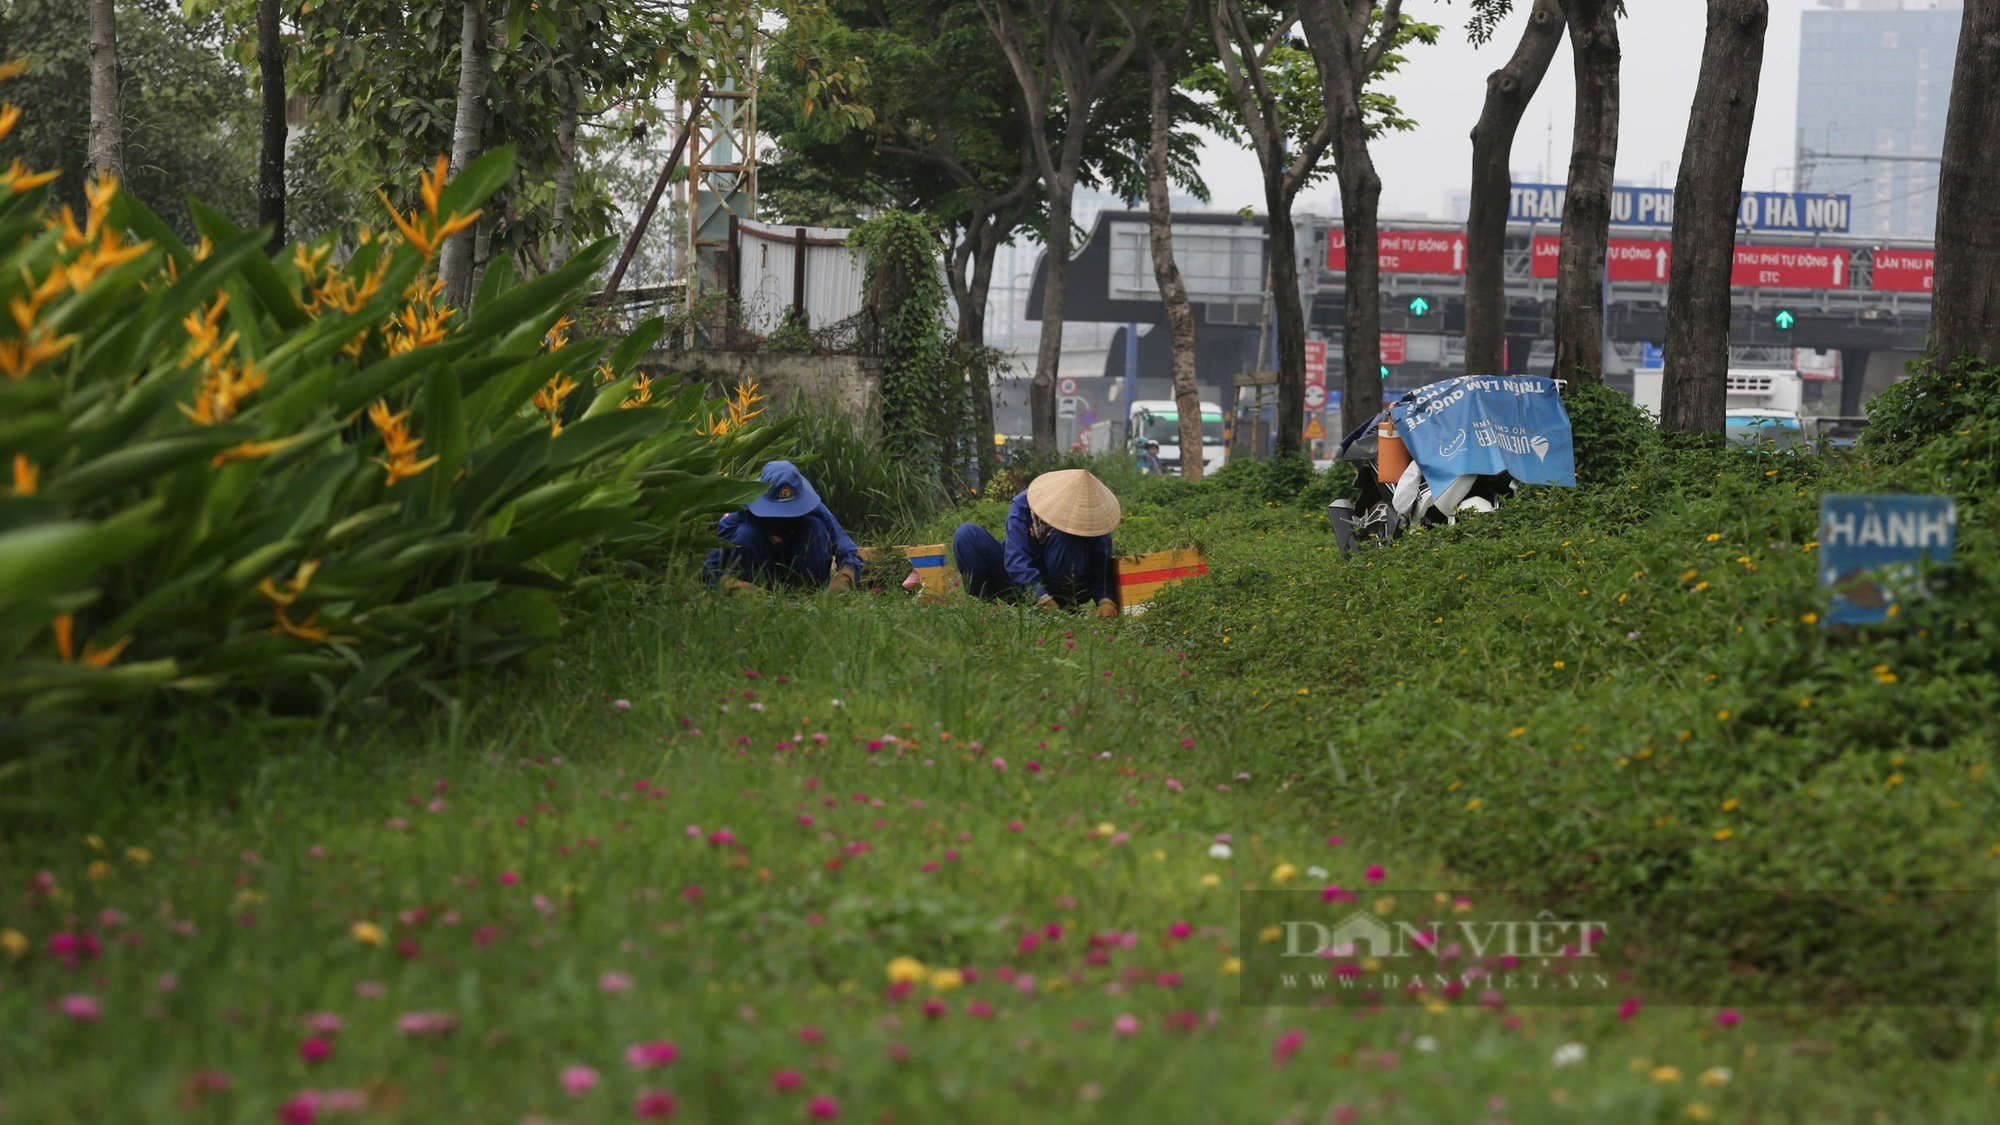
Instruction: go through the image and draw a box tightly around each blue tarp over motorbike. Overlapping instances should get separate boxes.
[1387,375,1576,487]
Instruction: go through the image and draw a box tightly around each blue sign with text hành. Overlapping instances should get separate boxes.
[1818,494,1955,625]
[1388,376,1575,487]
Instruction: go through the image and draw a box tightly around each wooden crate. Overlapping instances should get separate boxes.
[1115,548,1208,613]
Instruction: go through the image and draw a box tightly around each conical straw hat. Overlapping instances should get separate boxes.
[1026,469,1122,537]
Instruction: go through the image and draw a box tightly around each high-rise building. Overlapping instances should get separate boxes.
[1796,0,1961,240]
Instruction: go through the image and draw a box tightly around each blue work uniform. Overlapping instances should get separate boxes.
[704,505,863,590]
[952,491,1114,608]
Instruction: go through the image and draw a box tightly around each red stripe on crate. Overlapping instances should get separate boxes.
[1117,564,1208,586]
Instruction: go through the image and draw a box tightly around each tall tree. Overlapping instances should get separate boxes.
[1296,0,1430,445]
[257,0,286,254]
[1462,0,1561,377]
[1660,0,1767,435]
[1931,0,2000,370]
[976,0,1148,453]
[87,0,122,181]
[1549,0,1618,387]
[1112,0,1206,478]
[439,0,491,308]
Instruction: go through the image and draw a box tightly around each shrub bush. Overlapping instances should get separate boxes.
[1564,380,1660,486]
[0,142,780,753]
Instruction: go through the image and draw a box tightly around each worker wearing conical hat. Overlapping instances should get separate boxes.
[952,469,1121,618]
[705,461,865,593]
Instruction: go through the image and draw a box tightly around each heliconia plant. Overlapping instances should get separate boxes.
[0,84,787,753]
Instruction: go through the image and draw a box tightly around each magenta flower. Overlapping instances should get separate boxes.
[561,1065,599,1097]
[1273,1029,1305,1066]
[1179,738,1195,748]
[625,1041,679,1069]
[299,1037,333,1064]
[771,1069,802,1092]
[1326,835,1345,847]
[967,1001,995,1019]
[797,1025,825,1045]
[1617,996,1644,1022]
[499,871,519,886]
[1167,922,1192,941]
[1364,864,1385,884]
[395,1011,456,1037]
[1716,1009,1741,1027]
[635,1090,678,1119]
[743,668,761,680]
[807,1095,840,1119]
[1007,820,1023,832]
[706,829,735,847]
[277,1092,319,1125]
[59,994,101,1022]
[921,998,947,1019]
[1112,1014,1140,1036]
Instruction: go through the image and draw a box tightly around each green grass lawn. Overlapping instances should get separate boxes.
[4,558,1996,1122]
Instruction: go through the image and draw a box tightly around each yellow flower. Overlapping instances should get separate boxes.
[1509,726,1526,738]
[125,846,151,866]
[1713,828,1734,842]
[351,920,385,946]
[1699,1066,1733,1088]
[368,399,439,485]
[1705,533,1721,542]
[1200,873,1221,888]
[928,968,963,992]
[1095,822,1116,837]
[1716,710,1731,722]
[87,860,110,881]
[1220,957,1241,975]
[0,929,26,958]
[885,956,927,983]
[1553,660,1566,669]
[85,834,104,852]
[1651,1065,1683,1083]
[376,155,481,261]
[1885,773,1904,790]
[11,453,35,496]
[1258,925,1283,943]
[1465,798,1483,811]
[1687,1103,1714,1122]
[1721,798,1739,812]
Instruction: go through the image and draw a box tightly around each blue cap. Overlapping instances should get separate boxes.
[747,460,820,518]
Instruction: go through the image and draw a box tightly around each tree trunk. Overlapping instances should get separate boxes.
[440,0,489,309]
[1931,0,2000,370]
[1552,0,1620,388]
[1465,0,1562,376]
[1660,0,1768,435]
[1265,187,1309,456]
[549,91,579,271]
[87,0,121,182]
[1335,155,1384,433]
[1032,175,1073,453]
[958,215,1003,487]
[257,0,287,255]
[1140,52,1205,479]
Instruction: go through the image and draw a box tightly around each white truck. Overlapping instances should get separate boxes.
[1630,368,1810,449]
[1127,400,1228,475]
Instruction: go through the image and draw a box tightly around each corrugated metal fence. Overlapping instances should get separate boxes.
[731,218,868,336]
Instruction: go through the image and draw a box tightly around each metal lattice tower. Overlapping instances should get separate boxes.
[685,15,758,302]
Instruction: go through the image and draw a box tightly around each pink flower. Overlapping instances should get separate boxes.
[1321,884,1354,903]
[300,1037,334,1064]
[322,1090,367,1113]
[1326,835,1345,847]
[1273,1029,1305,1066]
[1329,1104,1358,1124]
[1716,1009,1741,1028]
[499,871,519,886]
[1112,1014,1140,1036]
[600,971,635,995]
[706,829,735,847]
[1164,778,1182,791]
[1179,738,1194,748]
[1617,996,1644,1022]
[60,994,101,1022]
[355,981,385,999]
[743,668,761,680]
[561,1065,600,1097]
[304,1013,344,1035]
[991,758,1007,772]
[922,998,947,1019]
[395,1011,456,1037]
[614,699,632,711]
[1167,922,1192,941]
[1364,864,1385,884]
[309,845,326,859]
[967,1001,995,1019]
[277,1092,319,1125]
[635,1090,678,1119]
[1007,820,1023,832]
[1014,974,1037,995]
[625,1041,680,1069]
[807,1095,840,1119]
[771,1069,802,1092]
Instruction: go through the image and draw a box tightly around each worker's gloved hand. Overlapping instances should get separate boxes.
[721,577,765,596]
[828,568,856,594]
[1034,594,1058,611]
[1094,599,1118,620]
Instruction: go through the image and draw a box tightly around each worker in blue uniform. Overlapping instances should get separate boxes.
[705,461,864,593]
[952,468,1121,618]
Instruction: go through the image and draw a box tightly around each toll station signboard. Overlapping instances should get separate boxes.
[1730,245,1849,289]
[1327,229,1466,275]
[1871,249,1934,293]
[1529,236,1671,282]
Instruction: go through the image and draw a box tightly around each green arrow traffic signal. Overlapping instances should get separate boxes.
[1774,309,1795,329]
[1379,364,1389,378]
[1409,297,1431,316]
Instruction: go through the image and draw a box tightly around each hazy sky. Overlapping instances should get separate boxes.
[1195,0,1846,217]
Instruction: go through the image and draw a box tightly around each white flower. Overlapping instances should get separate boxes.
[1414,1035,1438,1053]
[1551,1042,1587,1068]
[1208,843,1234,860]
[1700,1066,1733,1088]
[1306,866,1329,880]
[831,698,844,708]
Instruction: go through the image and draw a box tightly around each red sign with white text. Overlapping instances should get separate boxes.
[1871,248,1934,293]
[1730,245,1849,289]
[1327,230,1466,275]
[1530,236,1672,282]
[1379,333,1407,366]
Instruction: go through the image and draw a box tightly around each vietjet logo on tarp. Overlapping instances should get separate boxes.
[777,486,794,500]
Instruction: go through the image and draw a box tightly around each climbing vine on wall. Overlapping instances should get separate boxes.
[849,211,974,492]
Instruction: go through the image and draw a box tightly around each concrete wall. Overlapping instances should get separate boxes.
[638,350,883,433]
